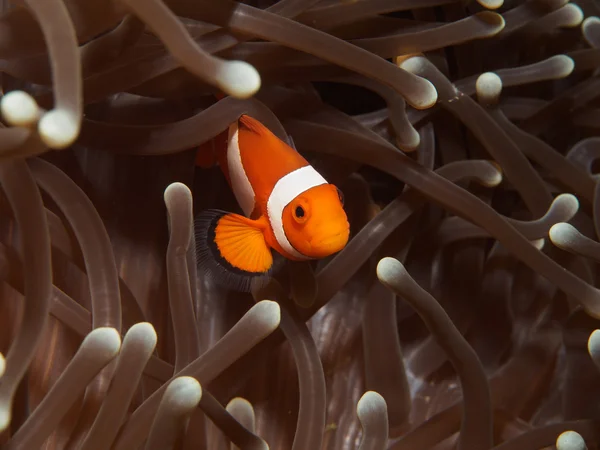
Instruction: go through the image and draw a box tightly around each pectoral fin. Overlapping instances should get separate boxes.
[195,209,273,292]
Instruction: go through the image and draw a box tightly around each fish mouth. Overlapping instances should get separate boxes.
[311,230,349,254]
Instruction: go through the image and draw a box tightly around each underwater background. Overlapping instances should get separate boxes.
[1,0,600,448]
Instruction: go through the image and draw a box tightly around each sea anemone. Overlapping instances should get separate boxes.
[1,0,600,449]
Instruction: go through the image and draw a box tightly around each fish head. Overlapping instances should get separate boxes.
[282,183,349,259]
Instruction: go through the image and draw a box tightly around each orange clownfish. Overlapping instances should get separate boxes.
[195,115,350,292]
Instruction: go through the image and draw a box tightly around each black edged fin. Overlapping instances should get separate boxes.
[287,135,297,150]
[194,209,273,293]
[238,115,273,137]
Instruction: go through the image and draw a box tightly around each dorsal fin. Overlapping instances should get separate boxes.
[238,115,274,138]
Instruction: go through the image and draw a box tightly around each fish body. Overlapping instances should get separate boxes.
[195,114,349,291]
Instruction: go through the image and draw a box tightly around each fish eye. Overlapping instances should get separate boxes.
[336,187,344,205]
[291,201,309,224]
[290,198,310,224]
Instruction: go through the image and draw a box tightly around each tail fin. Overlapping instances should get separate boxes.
[195,130,228,169]
[195,91,228,167]
[195,139,217,168]
[194,210,273,292]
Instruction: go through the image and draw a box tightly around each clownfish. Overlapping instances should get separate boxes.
[194,114,350,292]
